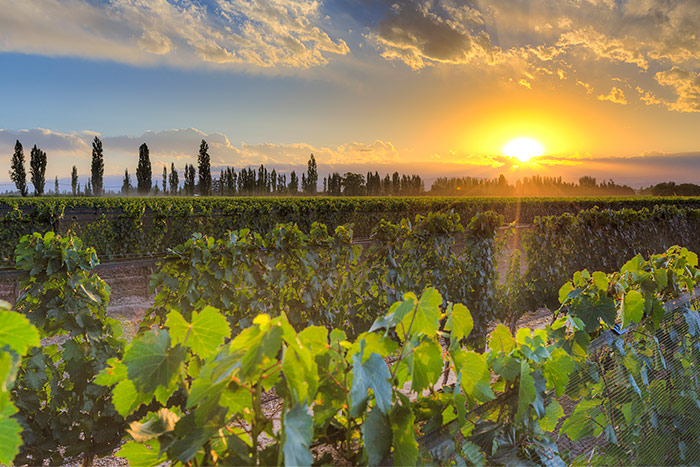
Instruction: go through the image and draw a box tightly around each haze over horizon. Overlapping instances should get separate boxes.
[1,0,699,190]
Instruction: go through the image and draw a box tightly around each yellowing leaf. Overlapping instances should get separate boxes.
[488,325,515,354]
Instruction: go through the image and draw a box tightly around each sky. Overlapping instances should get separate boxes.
[1,0,700,190]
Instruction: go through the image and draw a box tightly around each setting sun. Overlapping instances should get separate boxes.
[503,137,545,163]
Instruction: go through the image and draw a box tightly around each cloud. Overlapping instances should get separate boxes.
[366,0,505,70]
[635,86,662,106]
[364,0,700,114]
[0,127,401,180]
[0,0,349,70]
[557,26,648,70]
[597,87,628,105]
[655,66,700,112]
[0,128,91,155]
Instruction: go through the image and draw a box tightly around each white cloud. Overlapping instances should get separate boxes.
[0,0,349,70]
[0,127,401,181]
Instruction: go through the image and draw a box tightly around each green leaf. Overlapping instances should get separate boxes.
[492,355,520,381]
[95,358,127,387]
[298,326,328,354]
[283,404,313,467]
[363,408,392,466]
[559,400,598,441]
[461,441,485,467]
[571,294,616,332]
[653,269,668,289]
[0,311,40,356]
[0,409,23,465]
[283,342,318,404]
[558,282,574,304]
[488,324,515,354]
[445,303,473,341]
[229,318,284,380]
[370,296,416,333]
[542,348,575,397]
[592,271,609,292]
[116,440,164,467]
[400,287,442,338]
[516,360,536,422]
[391,406,418,467]
[166,306,230,359]
[457,351,494,403]
[622,290,644,328]
[411,339,443,393]
[350,342,392,417]
[540,400,564,432]
[621,254,643,273]
[123,329,187,393]
[112,378,150,417]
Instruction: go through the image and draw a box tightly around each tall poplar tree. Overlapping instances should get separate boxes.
[197,140,211,196]
[121,169,132,195]
[90,137,104,196]
[305,153,318,194]
[136,143,152,195]
[169,163,179,195]
[162,166,168,195]
[9,140,28,197]
[71,166,78,196]
[289,171,299,194]
[30,145,47,196]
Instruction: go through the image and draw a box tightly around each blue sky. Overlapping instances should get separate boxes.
[1,0,700,189]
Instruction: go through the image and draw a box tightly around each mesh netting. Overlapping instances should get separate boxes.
[554,293,700,465]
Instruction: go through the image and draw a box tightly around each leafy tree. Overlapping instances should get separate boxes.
[162,166,167,195]
[85,178,92,197]
[54,176,59,196]
[9,140,28,197]
[169,163,179,195]
[342,172,365,196]
[288,171,299,193]
[121,169,132,195]
[136,143,152,195]
[29,145,47,196]
[197,140,211,196]
[184,164,196,196]
[90,137,104,196]
[71,166,78,196]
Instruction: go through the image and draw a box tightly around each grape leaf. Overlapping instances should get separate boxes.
[411,339,443,393]
[283,404,313,467]
[123,330,187,393]
[116,440,164,467]
[167,306,230,359]
[445,303,473,342]
[391,406,418,466]
[0,311,40,356]
[622,290,644,329]
[488,324,515,354]
[363,408,392,466]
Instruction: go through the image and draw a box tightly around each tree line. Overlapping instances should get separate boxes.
[7,138,425,197]
[429,174,636,196]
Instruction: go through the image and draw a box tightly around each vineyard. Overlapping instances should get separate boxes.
[2,203,700,465]
[3,196,700,265]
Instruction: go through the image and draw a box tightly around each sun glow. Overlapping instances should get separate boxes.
[503,137,545,162]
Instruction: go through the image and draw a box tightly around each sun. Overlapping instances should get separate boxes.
[503,137,544,163]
